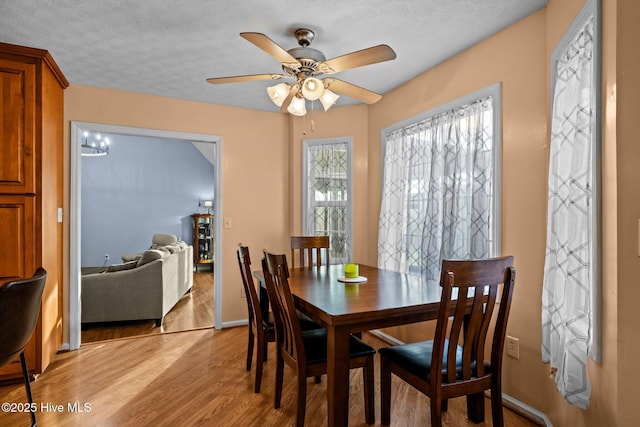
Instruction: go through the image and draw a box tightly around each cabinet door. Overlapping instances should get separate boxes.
[0,58,36,194]
[0,195,36,281]
[0,195,36,380]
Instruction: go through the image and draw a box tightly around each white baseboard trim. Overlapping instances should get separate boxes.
[368,329,552,426]
[219,319,249,328]
[368,329,405,346]
[502,393,552,426]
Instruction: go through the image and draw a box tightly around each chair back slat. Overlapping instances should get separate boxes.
[263,251,306,367]
[434,256,515,388]
[290,236,330,268]
[237,246,263,329]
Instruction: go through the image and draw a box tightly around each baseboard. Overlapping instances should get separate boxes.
[368,329,405,346]
[219,319,248,328]
[369,329,553,427]
[501,393,552,426]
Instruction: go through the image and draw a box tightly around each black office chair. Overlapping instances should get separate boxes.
[0,268,47,427]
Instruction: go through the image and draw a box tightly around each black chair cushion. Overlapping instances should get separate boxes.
[379,340,464,383]
[302,329,376,365]
[262,311,276,334]
[297,311,323,331]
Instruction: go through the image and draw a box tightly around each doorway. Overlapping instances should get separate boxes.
[69,122,222,350]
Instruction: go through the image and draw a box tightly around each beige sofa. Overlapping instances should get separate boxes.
[81,234,193,326]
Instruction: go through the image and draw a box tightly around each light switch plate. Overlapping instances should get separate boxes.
[224,217,232,229]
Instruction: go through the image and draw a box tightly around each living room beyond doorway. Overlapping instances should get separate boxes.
[71,123,222,348]
[81,270,214,343]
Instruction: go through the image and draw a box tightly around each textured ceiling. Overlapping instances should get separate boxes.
[0,0,547,112]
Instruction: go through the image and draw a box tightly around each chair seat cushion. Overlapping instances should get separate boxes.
[297,310,323,331]
[262,312,276,334]
[302,329,375,365]
[379,340,465,382]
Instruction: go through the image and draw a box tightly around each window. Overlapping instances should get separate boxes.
[542,0,600,409]
[378,84,501,282]
[302,138,352,264]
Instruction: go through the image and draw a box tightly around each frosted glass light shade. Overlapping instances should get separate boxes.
[319,89,340,111]
[301,77,324,100]
[287,96,307,116]
[267,83,290,107]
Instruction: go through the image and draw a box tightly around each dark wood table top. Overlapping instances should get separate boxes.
[256,263,445,331]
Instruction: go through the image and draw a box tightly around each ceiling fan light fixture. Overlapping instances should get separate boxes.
[287,95,307,116]
[267,82,291,107]
[319,89,340,111]
[301,77,324,100]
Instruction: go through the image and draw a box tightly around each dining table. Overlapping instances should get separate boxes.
[253,263,485,427]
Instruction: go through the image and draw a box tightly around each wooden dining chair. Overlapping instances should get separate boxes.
[237,245,275,393]
[263,251,376,427]
[290,235,330,268]
[379,256,516,427]
[0,268,47,427]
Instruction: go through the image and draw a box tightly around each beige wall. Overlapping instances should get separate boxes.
[287,105,369,262]
[58,0,640,424]
[615,0,640,425]
[63,85,290,326]
[365,0,632,425]
[368,6,550,410]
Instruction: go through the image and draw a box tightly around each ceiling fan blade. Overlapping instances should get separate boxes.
[325,78,382,104]
[240,32,300,68]
[206,74,286,84]
[320,44,396,73]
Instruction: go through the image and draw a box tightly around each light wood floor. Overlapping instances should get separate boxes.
[81,270,214,343]
[0,327,541,426]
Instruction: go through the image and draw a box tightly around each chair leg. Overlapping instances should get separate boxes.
[263,339,269,362]
[274,350,284,409]
[467,392,485,423]
[430,396,443,427]
[254,334,265,393]
[20,352,36,427]
[380,356,392,425]
[491,382,504,427]
[363,357,375,425]
[246,328,254,371]
[295,374,307,427]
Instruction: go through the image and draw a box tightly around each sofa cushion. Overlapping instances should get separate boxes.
[105,261,138,272]
[137,249,166,267]
[152,233,178,246]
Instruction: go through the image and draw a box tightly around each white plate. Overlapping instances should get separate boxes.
[337,276,367,283]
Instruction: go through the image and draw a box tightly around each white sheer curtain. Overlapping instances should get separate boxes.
[542,17,594,409]
[378,97,494,282]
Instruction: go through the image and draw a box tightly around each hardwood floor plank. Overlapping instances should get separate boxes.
[0,327,541,426]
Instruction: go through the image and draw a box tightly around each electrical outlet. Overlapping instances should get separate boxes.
[506,336,520,359]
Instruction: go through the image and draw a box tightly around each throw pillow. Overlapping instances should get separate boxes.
[137,249,165,267]
[152,233,178,246]
[105,261,138,273]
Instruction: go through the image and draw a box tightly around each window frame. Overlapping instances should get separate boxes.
[302,137,354,264]
[549,0,602,362]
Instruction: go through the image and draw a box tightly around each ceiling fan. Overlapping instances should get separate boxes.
[206,28,396,116]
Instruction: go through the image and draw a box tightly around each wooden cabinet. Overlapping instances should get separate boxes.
[0,43,68,381]
[192,214,214,270]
